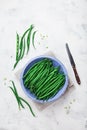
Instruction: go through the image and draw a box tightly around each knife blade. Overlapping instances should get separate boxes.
[66,43,81,85]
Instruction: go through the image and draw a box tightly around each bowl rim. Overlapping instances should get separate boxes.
[20,55,69,103]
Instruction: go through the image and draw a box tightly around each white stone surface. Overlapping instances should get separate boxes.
[0,0,87,130]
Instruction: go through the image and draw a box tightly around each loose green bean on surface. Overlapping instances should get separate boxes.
[9,80,35,117]
[14,24,37,69]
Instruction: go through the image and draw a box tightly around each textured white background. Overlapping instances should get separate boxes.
[0,0,87,130]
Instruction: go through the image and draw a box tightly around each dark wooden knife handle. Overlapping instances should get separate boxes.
[72,66,81,85]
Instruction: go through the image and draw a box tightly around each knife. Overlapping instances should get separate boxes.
[66,43,81,85]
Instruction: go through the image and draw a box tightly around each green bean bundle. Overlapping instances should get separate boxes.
[14,25,37,69]
[9,80,35,117]
[23,58,66,101]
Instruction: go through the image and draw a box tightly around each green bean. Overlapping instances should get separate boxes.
[32,31,37,49]
[20,27,30,50]
[37,88,56,100]
[14,60,19,69]
[20,38,25,59]
[36,74,65,99]
[24,59,51,88]
[16,33,20,61]
[36,76,60,97]
[43,78,65,100]
[48,80,65,99]
[9,80,35,117]
[37,80,63,100]
[19,97,35,117]
[38,77,65,98]
[46,88,59,100]
[9,86,24,109]
[35,75,57,95]
[17,27,30,61]
[27,65,46,89]
[26,63,46,82]
[27,25,34,54]
[14,37,23,69]
[34,76,47,91]
[10,80,25,108]
[9,86,20,109]
[33,72,49,94]
[23,59,48,79]
[30,64,47,85]
[24,63,45,86]
[36,67,50,83]
[34,70,58,93]
[23,64,39,79]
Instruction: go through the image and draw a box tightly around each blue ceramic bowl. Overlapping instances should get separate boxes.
[20,56,68,103]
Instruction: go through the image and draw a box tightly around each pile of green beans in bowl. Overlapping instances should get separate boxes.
[22,58,66,101]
